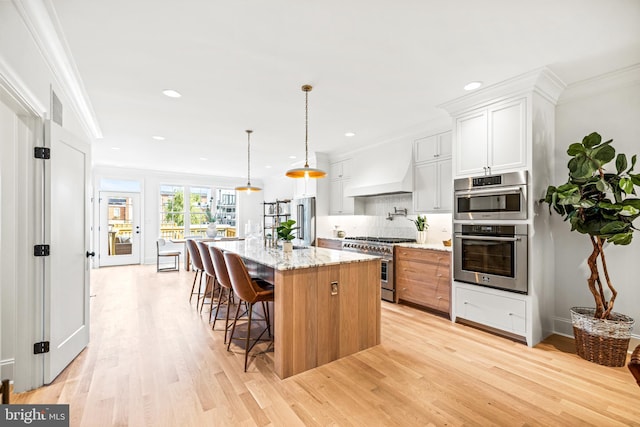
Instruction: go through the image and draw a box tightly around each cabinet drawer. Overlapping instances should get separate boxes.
[396,247,451,265]
[455,287,526,335]
[317,238,343,250]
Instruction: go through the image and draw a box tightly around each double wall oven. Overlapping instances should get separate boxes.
[342,237,415,302]
[453,171,529,294]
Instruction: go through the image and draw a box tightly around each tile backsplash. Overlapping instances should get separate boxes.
[319,194,453,244]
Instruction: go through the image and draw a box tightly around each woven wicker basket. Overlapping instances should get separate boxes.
[570,307,635,367]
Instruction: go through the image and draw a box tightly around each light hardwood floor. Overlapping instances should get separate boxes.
[13,265,640,426]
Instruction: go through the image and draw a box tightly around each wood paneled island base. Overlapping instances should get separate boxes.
[209,241,381,379]
[275,260,381,378]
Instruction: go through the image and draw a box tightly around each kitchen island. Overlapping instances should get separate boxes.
[210,240,381,379]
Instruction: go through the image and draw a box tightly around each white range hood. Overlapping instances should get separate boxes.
[343,139,413,197]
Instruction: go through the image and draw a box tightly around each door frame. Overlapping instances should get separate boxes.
[98,191,142,267]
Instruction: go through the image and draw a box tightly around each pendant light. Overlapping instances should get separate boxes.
[285,84,327,179]
[235,130,262,193]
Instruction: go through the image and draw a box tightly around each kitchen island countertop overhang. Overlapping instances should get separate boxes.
[209,240,382,379]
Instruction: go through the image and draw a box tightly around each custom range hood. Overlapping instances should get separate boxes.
[343,139,413,197]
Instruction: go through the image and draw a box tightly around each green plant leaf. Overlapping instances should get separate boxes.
[630,173,640,186]
[616,153,628,174]
[598,201,622,211]
[599,221,628,234]
[592,143,615,164]
[619,177,634,194]
[608,232,633,245]
[582,132,602,148]
[628,154,637,173]
[567,143,585,156]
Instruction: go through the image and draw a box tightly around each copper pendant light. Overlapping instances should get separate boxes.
[285,85,327,179]
[235,130,262,193]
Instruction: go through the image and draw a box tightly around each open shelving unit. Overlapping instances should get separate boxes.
[263,199,291,246]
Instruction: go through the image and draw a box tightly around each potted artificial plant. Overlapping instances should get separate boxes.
[205,207,217,237]
[540,132,640,366]
[276,219,297,253]
[412,215,429,244]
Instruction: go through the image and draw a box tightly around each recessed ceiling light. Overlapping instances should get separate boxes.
[265,165,272,169]
[152,135,165,141]
[345,132,356,137]
[162,89,182,98]
[199,157,208,161]
[464,81,483,91]
[111,147,120,150]
[288,155,297,159]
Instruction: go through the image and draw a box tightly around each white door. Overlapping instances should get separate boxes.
[43,120,91,384]
[99,191,141,266]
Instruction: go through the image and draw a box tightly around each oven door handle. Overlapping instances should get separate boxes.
[455,185,523,197]
[454,234,521,242]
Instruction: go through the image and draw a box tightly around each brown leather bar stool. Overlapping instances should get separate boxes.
[185,239,205,305]
[223,251,274,372]
[629,344,640,387]
[209,246,237,343]
[196,240,218,313]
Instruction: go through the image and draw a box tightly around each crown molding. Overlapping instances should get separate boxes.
[0,56,46,117]
[12,0,102,138]
[556,63,640,105]
[438,67,567,116]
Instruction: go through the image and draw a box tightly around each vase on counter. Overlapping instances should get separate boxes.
[416,230,427,244]
[282,241,293,253]
[206,223,217,237]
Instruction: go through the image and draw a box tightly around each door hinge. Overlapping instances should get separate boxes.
[34,147,51,159]
[34,244,50,256]
[33,341,50,354]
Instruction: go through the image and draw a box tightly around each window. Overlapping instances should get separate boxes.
[159,185,237,239]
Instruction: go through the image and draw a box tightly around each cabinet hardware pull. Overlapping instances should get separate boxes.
[463,301,468,305]
[508,312,513,316]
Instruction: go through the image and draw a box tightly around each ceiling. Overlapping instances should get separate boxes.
[47,0,640,180]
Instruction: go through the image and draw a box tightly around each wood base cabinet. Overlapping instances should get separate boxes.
[395,247,451,315]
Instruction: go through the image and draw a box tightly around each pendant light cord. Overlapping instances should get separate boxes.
[304,85,310,168]
[246,129,252,186]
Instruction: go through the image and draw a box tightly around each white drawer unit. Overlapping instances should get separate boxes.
[455,286,526,335]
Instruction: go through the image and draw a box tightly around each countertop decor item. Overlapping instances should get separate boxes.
[411,215,429,244]
[285,85,327,179]
[276,219,297,252]
[442,239,452,247]
[235,130,262,193]
[540,131,639,366]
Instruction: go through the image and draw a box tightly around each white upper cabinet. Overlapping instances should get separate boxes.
[413,131,453,213]
[329,158,352,180]
[414,131,452,163]
[454,97,526,177]
[329,158,362,214]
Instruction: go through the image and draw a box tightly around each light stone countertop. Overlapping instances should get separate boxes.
[394,242,452,252]
[209,240,380,271]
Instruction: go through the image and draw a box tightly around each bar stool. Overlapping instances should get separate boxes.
[196,240,218,313]
[185,239,205,304]
[209,246,237,343]
[223,251,274,371]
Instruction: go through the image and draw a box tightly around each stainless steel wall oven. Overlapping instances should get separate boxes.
[454,171,528,220]
[453,223,528,294]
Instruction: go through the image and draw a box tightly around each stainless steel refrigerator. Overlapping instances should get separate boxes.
[292,197,316,247]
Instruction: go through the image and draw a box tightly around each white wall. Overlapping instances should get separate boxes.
[552,66,640,335]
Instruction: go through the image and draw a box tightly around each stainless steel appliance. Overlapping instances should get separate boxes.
[454,171,528,220]
[292,197,316,247]
[453,223,528,294]
[342,236,416,302]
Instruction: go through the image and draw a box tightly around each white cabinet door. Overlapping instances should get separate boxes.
[488,98,526,174]
[330,158,352,180]
[455,111,488,176]
[329,179,354,215]
[414,162,437,212]
[455,287,526,335]
[413,158,452,213]
[438,158,453,212]
[415,131,452,163]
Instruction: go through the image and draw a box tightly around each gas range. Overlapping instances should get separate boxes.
[341,236,415,303]
[342,236,416,257]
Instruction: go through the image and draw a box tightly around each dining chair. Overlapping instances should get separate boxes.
[223,251,274,371]
[156,238,180,272]
[196,240,218,313]
[185,239,205,304]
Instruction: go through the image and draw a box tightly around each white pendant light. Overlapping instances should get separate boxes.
[235,130,262,193]
[285,85,327,179]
